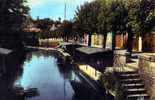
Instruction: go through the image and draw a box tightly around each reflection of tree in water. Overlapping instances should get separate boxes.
[0,52,26,100]
[25,52,33,63]
[57,63,75,80]
[25,50,54,63]
[57,63,76,100]
[28,50,58,60]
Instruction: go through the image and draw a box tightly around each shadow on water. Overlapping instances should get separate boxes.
[70,79,115,100]
[70,80,101,100]
[0,52,26,100]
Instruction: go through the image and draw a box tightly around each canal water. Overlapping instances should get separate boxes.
[12,50,114,100]
[14,51,79,100]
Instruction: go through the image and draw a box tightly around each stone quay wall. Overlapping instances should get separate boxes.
[138,53,155,100]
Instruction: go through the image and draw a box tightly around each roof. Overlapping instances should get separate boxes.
[76,47,111,55]
[0,48,12,55]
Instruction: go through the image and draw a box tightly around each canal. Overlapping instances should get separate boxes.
[13,50,112,100]
[14,51,78,100]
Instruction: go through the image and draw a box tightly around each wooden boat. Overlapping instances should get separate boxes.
[15,86,39,98]
[24,88,39,98]
[57,49,73,65]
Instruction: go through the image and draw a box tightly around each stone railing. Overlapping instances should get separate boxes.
[113,50,130,72]
[138,53,155,100]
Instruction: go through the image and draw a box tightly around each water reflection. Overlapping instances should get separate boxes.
[0,53,25,100]
[15,51,75,100]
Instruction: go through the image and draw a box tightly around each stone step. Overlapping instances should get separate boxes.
[117,70,149,99]
[119,75,140,80]
[121,79,143,84]
[125,88,147,95]
[119,74,140,79]
[127,93,149,100]
[122,83,145,89]
[117,71,138,75]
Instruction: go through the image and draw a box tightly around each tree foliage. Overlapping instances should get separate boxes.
[33,18,62,39]
[60,20,73,41]
[0,0,30,50]
[74,1,101,46]
[74,1,101,33]
[0,0,29,31]
[97,0,111,34]
[74,0,155,51]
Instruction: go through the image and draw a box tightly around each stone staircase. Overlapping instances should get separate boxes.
[117,71,149,100]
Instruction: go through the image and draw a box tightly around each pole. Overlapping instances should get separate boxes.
[64,1,66,20]
[64,70,66,100]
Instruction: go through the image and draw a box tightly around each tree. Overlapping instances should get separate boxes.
[73,0,155,52]
[0,0,30,50]
[35,18,54,39]
[125,0,139,52]
[74,2,91,45]
[126,0,155,52]
[61,20,73,42]
[108,0,128,50]
[0,0,29,31]
[74,1,101,46]
[137,0,155,51]
[98,0,111,48]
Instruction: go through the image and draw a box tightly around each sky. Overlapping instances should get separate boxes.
[27,0,94,20]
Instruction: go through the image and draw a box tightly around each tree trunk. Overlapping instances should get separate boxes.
[127,30,134,53]
[103,33,107,48]
[88,33,92,47]
[112,31,116,50]
[141,33,149,52]
[123,32,127,49]
[142,36,145,52]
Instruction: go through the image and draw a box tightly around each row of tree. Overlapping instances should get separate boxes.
[28,18,73,41]
[73,0,155,52]
[20,0,155,52]
[34,18,61,39]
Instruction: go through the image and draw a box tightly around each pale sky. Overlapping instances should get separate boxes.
[27,0,94,20]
